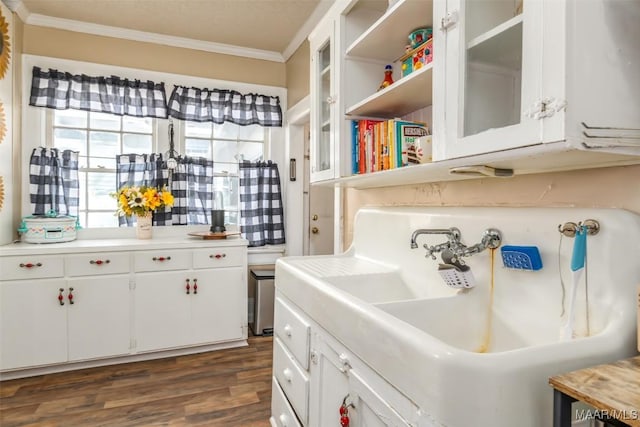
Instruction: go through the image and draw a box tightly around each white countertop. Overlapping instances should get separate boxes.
[0,236,250,256]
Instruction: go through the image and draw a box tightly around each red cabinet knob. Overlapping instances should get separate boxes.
[58,288,65,306]
[193,279,198,295]
[152,256,171,262]
[185,279,191,295]
[90,259,110,265]
[68,287,74,304]
[20,262,42,268]
[209,254,226,259]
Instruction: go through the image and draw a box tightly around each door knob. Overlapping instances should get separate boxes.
[311,227,319,234]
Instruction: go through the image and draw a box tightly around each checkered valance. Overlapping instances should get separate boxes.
[29,66,168,118]
[168,85,282,127]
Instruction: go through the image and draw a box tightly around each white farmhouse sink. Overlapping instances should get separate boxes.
[276,207,640,427]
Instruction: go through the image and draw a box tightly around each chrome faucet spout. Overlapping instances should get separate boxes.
[410,227,461,250]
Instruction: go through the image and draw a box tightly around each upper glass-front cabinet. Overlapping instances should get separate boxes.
[434,0,546,161]
[310,17,338,183]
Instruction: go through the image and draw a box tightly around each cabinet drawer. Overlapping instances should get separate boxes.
[273,337,309,425]
[271,376,302,427]
[134,250,191,272]
[65,252,130,276]
[274,297,310,370]
[0,255,64,280]
[192,247,245,269]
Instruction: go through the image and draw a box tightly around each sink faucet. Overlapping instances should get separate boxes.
[410,227,502,261]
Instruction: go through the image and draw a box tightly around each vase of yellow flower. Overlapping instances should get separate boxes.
[112,185,174,239]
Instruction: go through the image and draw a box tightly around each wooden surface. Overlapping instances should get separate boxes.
[0,336,273,426]
[549,356,640,426]
[188,231,241,240]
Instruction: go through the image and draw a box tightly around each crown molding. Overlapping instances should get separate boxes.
[25,12,286,63]
[3,0,329,63]
[2,0,28,21]
[282,0,333,61]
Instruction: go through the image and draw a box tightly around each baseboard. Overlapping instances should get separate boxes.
[0,339,248,381]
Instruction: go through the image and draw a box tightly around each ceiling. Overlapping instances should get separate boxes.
[17,0,332,60]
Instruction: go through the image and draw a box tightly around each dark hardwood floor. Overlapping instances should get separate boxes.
[0,336,273,427]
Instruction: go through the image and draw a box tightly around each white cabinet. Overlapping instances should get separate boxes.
[134,247,246,353]
[310,0,640,188]
[0,239,248,377]
[434,0,640,161]
[66,275,131,361]
[434,0,544,159]
[271,293,421,426]
[134,270,192,352]
[309,15,340,183]
[190,267,244,344]
[0,273,130,370]
[1,279,68,370]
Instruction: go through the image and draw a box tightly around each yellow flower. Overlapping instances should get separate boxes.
[161,191,174,207]
[112,185,174,217]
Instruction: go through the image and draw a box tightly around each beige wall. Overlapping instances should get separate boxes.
[285,40,310,108]
[11,13,23,241]
[23,25,286,88]
[344,164,640,248]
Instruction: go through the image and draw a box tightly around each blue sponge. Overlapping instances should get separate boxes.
[500,246,543,271]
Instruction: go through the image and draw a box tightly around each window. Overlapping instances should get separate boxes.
[183,122,267,227]
[49,110,156,227]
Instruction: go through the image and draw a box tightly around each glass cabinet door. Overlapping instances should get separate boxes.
[463,0,524,137]
[310,18,336,183]
[438,0,544,160]
[316,41,332,176]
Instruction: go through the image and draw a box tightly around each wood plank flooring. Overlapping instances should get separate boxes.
[0,336,273,427]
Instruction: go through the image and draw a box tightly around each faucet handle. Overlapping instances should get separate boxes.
[423,244,437,260]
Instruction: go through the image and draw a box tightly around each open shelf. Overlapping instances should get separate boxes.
[346,0,433,61]
[467,15,523,69]
[312,141,640,189]
[345,64,433,118]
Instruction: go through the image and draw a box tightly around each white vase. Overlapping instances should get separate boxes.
[136,212,153,239]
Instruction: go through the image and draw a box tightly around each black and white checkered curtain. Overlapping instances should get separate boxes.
[30,66,168,118]
[239,161,285,247]
[168,85,282,127]
[29,147,79,217]
[171,156,214,225]
[115,154,171,226]
[116,154,213,226]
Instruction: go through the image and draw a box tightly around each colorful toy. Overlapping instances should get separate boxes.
[400,38,433,78]
[408,27,432,49]
[378,64,394,91]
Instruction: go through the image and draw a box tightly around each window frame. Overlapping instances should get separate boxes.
[45,109,159,228]
[21,54,288,236]
[178,120,272,227]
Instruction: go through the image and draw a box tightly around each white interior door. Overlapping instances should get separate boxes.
[304,122,334,256]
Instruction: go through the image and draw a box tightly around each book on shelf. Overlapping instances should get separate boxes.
[350,118,430,175]
[395,120,431,166]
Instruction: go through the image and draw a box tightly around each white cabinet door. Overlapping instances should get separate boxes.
[0,279,67,370]
[310,16,338,182]
[190,267,244,345]
[308,331,350,427]
[134,271,191,352]
[434,0,552,160]
[347,370,411,427]
[67,275,131,361]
